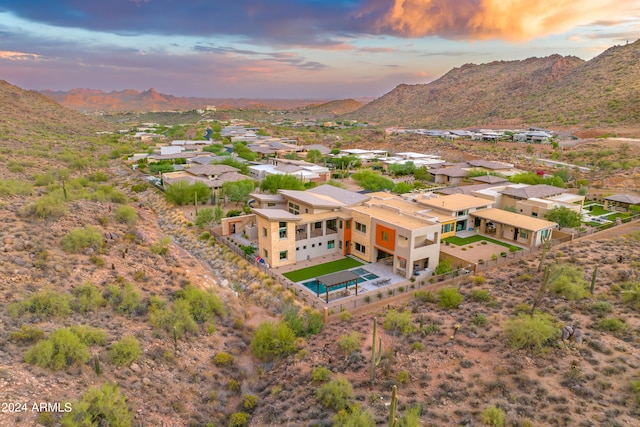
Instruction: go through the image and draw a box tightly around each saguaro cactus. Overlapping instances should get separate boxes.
[370,317,383,387]
[388,385,398,427]
[590,265,598,295]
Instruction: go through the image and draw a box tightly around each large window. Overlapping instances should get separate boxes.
[442,223,453,233]
[288,202,300,215]
[328,240,335,249]
[381,231,389,242]
[279,250,288,260]
[326,219,337,234]
[279,221,287,239]
[519,229,529,239]
[355,242,366,254]
[355,222,367,233]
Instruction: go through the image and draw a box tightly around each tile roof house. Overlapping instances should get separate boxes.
[603,194,640,210]
[470,208,556,248]
[162,164,254,190]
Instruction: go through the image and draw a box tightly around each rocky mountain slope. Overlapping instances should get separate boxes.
[348,40,640,128]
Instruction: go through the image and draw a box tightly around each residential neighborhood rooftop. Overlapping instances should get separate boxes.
[416,193,493,212]
[472,208,557,231]
[499,184,567,199]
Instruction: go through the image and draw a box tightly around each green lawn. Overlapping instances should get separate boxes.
[443,235,521,252]
[585,205,610,216]
[283,257,364,282]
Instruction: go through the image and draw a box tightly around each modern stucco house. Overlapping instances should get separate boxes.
[469,208,556,248]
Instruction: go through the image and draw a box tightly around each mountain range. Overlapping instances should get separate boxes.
[347,39,640,128]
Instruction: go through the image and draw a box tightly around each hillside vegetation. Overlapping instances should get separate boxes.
[348,40,640,128]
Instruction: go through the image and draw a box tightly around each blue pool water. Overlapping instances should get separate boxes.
[302,267,379,294]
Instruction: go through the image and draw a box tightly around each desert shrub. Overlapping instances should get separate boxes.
[397,370,409,384]
[504,313,559,351]
[587,300,613,317]
[61,225,104,253]
[411,342,424,351]
[414,291,436,303]
[250,321,297,361]
[10,325,45,343]
[175,285,226,323]
[482,405,505,427]
[92,185,128,203]
[438,287,464,309]
[473,275,486,285]
[398,404,422,427]
[621,282,640,309]
[242,394,258,411]
[33,173,56,187]
[114,205,138,225]
[60,383,132,427]
[24,328,91,370]
[421,322,440,335]
[312,366,331,383]
[69,325,107,346]
[333,404,375,427]
[213,352,234,366]
[469,289,492,303]
[195,208,216,228]
[86,171,109,182]
[339,310,353,322]
[383,309,416,336]
[282,305,324,337]
[21,195,67,219]
[108,335,142,367]
[105,282,145,316]
[131,183,148,193]
[597,317,626,333]
[72,283,107,313]
[338,331,362,355]
[435,259,453,275]
[472,313,488,326]
[150,236,171,255]
[316,377,353,411]
[150,299,198,339]
[8,289,72,319]
[228,412,251,427]
[548,265,589,300]
[0,179,33,196]
[631,379,640,403]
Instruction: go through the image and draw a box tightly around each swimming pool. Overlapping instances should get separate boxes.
[351,268,379,281]
[302,277,366,294]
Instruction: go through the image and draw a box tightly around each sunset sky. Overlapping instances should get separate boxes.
[1,0,639,99]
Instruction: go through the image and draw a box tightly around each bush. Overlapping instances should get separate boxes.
[114,205,138,225]
[150,299,198,339]
[414,291,436,303]
[621,282,640,309]
[472,313,488,326]
[548,265,589,300]
[21,195,67,219]
[213,351,234,366]
[312,366,331,382]
[69,325,107,346]
[587,300,613,317]
[72,283,107,313]
[61,383,132,427]
[283,305,323,337]
[383,309,416,336]
[399,404,422,427]
[108,335,142,366]
[438,287,464,309]
[250,321,297,361]
[338,331,362,355]
[333,404,375,427]
[339,310,353,322]
[397,370,409,384]
[469,289,492,303]
[504,313,559,351]
[435,259,453,275]
[228,412,251,427]
[482,405,505,427]
[105,282,145,316]
[242,394,258,411]
[316,377,353,411]
[61,226,103,253]
[631,379,640,404]
[8,289,72,319]
[10,325,45,343]
[597,317,626,333]
[150,236,171,255]
[175,285,226,323]
[25,328,91,370]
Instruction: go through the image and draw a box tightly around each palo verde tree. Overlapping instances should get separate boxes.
[544,206,582,229]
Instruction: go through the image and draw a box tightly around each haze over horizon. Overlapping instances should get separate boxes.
[1,0,639,99]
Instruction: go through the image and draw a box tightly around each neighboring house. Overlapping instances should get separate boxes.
[496,184,584,217]
[248,158,330,182]
[382,152,445,169]
[603,194,640,211]
[337,149,389,163]
[413,194,494,238]
[162,164,253,190]
[431,160,516,186]
[470,208,556,248]
[512,131,553,143]
[470,175,509,185]
[431,165,468,186]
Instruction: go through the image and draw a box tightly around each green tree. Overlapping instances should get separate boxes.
[548,264,589,300]
[195,207,216,228]
[259,174,305,194]
[545,206,582,228]
[164,181,211,205]
[392,182,414,194]
[175,284,226,323]
[214,157,250,175]
[352,170,394,191]
[504,312,559,351]
[438,287,464,309]
[24,328,91,370]
[481,405,505,427]
[306,149,324,164]
[413,166,431,181]
[61,383,132,427]
[222,179,256,203]
[333,404,375,427]
[383,309,415,336]
[338,331,362,355]
[434,259,453,275]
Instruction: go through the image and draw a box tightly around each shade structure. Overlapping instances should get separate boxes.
[316,270,361,303]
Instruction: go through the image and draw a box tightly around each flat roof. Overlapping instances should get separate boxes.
[279,190,343,209]
[348,205,438,230]
[317,270,360,287]
[416,194,493,212]
[253,209,301,222]
[471,208,556,231]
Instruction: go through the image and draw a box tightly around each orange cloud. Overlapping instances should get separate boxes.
[378,0,635,41]
[0,51,42,60]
